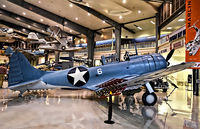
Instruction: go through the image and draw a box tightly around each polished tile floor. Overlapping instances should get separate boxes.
[0,83,199,129]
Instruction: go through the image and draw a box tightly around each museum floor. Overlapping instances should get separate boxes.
[0,82,199,129]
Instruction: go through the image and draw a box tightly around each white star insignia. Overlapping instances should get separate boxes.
[68,67,87,85]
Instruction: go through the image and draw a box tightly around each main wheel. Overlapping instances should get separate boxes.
[163,89,167,92]
[142,92,157,106]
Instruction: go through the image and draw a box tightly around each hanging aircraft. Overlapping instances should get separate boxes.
[27,32,58,44]
[27,31,82,52]
[0,27,14,34]
[0,26,27,43]
[7,49,194,106]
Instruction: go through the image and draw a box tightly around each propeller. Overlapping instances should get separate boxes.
[165,49,175,65]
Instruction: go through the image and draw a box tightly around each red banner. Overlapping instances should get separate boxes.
[185,0,200,69]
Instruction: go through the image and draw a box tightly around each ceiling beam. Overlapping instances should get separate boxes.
[159,4,185,29]
[143,0,172,3]
[0,20,47,37]
[95,16,155,32]
[0,9,81,39]
[0,8,48,32]
[122,16,156,25]
[70,1,135,34]
[7,0,100,36]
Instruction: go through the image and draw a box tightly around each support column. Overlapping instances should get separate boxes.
[87,31,95,67]
[44,50,49,62]
[155,13,160,53]
[115,25,121,61]
[193,69,199,96]
[69,36,75,67]
[55,51,60,63]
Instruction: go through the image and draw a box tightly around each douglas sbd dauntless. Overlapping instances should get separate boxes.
[8,49,194,106]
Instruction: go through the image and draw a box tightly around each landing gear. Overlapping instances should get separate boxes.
[142,82,157,106]
[18,92,23,98]
[104,91,115,124]
[18,90,25,98]
[142,92,157,106]
[61,46,66,50]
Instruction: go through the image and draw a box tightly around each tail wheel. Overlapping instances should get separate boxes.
[61,46,66,50]
[142,92,157,106]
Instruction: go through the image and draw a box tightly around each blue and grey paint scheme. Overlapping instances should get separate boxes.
[8,51,194,105]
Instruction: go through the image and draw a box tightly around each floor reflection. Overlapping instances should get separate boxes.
[0,86,199,129]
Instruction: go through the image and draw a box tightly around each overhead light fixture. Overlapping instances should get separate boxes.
[119,15,123,19]
[69,3,73,7]
[178,19,185,22]
[28,25,31,28]
[22,12,26,15]
[75,17,78,20]
[167,27,172,30]
[70,30,72,33]
[86,3,89,7]
[102,20,106,23]
[2,4,6,8]
[42,30,45,33]
[101,34,104,38]
[16,17,21,20]
[105,10,108,13]
[64,21,67,25]
[150,21,155,24]
[40,19,44,22]
[87,13,91,16]
[138,10,141,14]
[137,26,142,30]
[122,0,126,4]
[38,1,41,4]
[22,28,26,32]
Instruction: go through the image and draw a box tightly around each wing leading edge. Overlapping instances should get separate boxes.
[94,62,195,96]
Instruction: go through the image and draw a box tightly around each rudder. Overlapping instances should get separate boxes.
[8,51,46,86]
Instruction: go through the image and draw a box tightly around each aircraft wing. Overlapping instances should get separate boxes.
[122,62,195,87]
[39,46,84,52]
[95,62,195,96]
[46,40,59,44]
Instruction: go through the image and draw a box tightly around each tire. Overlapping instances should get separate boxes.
[142,92,157,106]
[163,89,167,92]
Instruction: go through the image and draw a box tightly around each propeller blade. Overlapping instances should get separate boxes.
[166,49,175,62]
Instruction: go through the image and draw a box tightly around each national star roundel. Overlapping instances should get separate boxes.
[67,66,90,87]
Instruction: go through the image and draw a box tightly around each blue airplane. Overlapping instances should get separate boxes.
[8,50,194,106]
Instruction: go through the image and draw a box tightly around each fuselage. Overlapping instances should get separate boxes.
[37,53,167,91]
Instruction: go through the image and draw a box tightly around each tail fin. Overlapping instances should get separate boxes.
[8,51,46,86]
[27,32,39,40]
